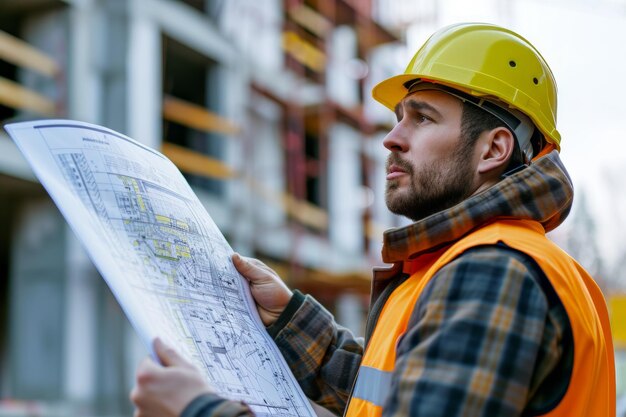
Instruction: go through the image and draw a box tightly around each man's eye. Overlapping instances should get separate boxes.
[416,114,430,124]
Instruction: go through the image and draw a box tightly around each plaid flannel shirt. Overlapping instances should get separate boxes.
[183,150,576,417]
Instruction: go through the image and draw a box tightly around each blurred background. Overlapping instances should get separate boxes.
[0,0,625,415]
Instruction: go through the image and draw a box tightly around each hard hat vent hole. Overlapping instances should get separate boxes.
[509,60,516,67]
[533,77,539,85]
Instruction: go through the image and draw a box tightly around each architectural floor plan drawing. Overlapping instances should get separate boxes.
[5,120,315,417]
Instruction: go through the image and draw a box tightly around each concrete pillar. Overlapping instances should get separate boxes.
[327,26,360,108]
[328,123,364,254]
[9,199,67,401]
[127,0,161,149]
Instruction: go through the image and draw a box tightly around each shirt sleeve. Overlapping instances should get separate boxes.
[271,291,364,415]
[382,245,558,417]
[181,393,252,417]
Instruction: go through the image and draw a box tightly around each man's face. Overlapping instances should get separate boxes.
[384,89,478,222]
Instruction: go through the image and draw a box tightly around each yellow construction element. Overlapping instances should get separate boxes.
[610,295,626,348]
[282,192,328,231]
[161,142,235,180]
[287,5,332,38]
[0,76,55,115]
[245,177,328,231]
[282,31,326,73]
[0,30,59,77]
[162,95,240,136]
[263,259,370,290]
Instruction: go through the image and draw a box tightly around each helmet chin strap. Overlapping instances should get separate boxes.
[406,81,536,163]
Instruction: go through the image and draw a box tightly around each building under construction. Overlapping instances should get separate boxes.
[0,0,405,415]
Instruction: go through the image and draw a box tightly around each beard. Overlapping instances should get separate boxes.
[385,143,476,222]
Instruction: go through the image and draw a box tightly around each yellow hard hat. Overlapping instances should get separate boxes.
[372,23,561,149]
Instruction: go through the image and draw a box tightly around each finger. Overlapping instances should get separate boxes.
[249,260,276,275]
[136,357,162,385]
[130,386,139,404]
[153,338,191,368]
[232,253,246,269]
[236,255,280,282]
[244,256,266,267]
[233,253,271,271]
[130,385,147,409]
[233,253,257,268]
[137,356,159,373]
[232,254,267,279]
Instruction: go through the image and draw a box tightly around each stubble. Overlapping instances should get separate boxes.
[385,143,475,222]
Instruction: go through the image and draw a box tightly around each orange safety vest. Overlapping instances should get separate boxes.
[345,219,615,417]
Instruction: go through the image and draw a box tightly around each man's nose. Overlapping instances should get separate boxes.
[383,123,409,152]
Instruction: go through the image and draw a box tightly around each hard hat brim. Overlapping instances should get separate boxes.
[372,74,478,111]
[372,74,423,111]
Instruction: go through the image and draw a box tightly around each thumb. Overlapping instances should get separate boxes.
[153,338,190,368]
[232,253,271,283]
[232,253,257,278]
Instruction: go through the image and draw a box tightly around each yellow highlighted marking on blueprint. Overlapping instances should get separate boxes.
[155,214,171,224]
[176,244,191,258]
[160,225,185,239]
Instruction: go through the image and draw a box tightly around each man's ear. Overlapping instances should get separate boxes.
[476,127,515,175]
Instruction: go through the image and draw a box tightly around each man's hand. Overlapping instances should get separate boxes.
[131,338,211,417]
[232,253,293,326]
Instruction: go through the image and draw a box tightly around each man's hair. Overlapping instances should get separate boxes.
[460,102,525,171]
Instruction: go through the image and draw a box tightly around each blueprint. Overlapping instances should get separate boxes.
[5,120,315,417]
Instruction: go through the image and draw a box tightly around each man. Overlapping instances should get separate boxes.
[131,23,616,416]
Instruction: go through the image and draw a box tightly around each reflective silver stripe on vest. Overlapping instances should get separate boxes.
[352,366,393,406]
